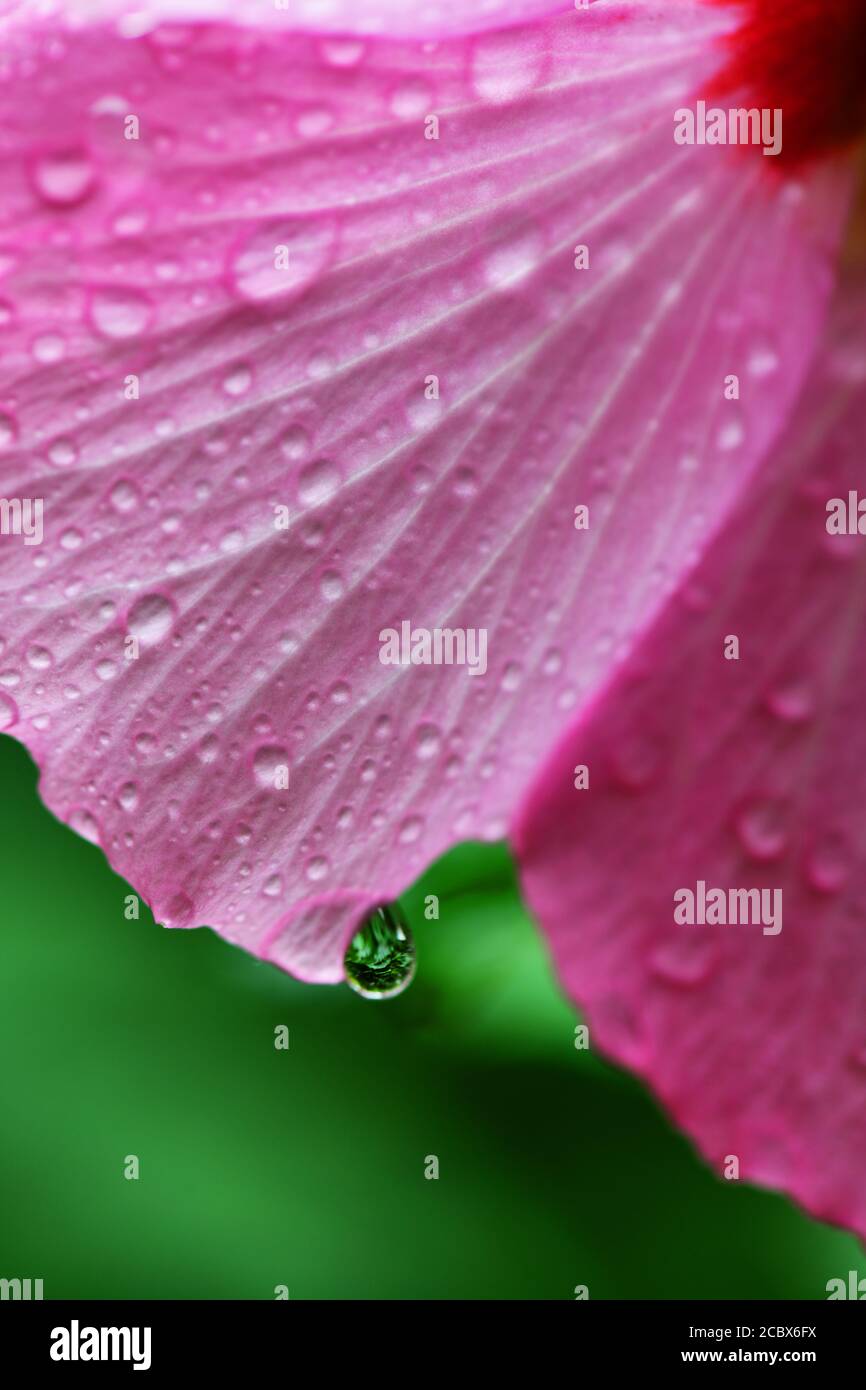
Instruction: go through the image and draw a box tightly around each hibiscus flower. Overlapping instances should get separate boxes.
[1,0,864,1238]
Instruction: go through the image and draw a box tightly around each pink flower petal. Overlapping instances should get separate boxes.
[515,270,866,1237]
[0,7,849,980]
[33,0,572,40]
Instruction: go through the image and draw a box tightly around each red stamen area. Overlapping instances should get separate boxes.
[710,0,866,166]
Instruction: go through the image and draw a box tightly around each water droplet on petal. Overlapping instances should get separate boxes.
[49,437,78,467]
[26,646,52,670]
[33,148,96,205]
[280,425,311,461]
[320,37,365,68]
[111,207,148,237]
[253,743,289,790]
[413,722,441,760]
[297,457,341,507]
[90,287,152,340]
[736,799,788,861]
[118,781,138,811]
[221,363,252,397]
[500,661,522,693]
[344,903,415,1000]
[110,478,140,512]
[229,216,338,304]
[406,391,443,432]
[747,337,780,378]
[127,592,176,646]
[306,349,335,379]
[197,733,219,764]
[296,107,334,139]
[389,78,433,119]
[0,692,19,729]
[650,932,719,987]
[306,854,330,882]
[161,891,195,928]
[32,333,66,364]
[399,814,424,844]
[320,569,344,602]
[453,467,478,499]
[69,807,101,845]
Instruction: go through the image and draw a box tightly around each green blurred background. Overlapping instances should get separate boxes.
[0,733,859,1299]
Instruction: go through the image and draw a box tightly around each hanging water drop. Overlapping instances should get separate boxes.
[344,903,416,1000]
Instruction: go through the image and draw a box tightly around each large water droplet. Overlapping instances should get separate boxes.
[344,903,416,1000]
[127,592,176,646]
[229,216,338,303]
[90,287,152,340]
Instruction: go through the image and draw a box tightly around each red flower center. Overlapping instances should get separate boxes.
[711,0,866,165]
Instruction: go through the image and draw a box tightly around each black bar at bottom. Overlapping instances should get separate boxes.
[0,1299,862,1373]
